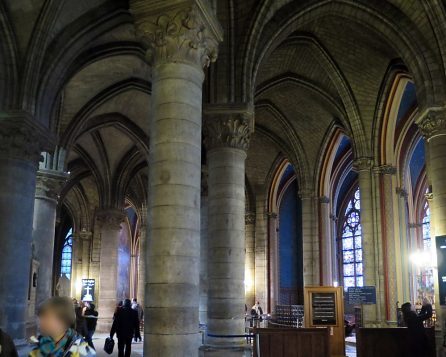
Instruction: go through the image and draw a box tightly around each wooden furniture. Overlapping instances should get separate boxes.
[304,286,345,357]
[357,327,436,357]
[253,327,330,357]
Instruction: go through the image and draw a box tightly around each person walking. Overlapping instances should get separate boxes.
[401,302,432,357]
[29,296,95,357]
[84,303,98,350]
[131,299,143,342]
[110,299,139,357]
[0,328,18,357]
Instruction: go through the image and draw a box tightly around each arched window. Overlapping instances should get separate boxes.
[341,188,363,289]
[61,228,73,279]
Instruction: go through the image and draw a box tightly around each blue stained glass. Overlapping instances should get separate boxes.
[356,263,363,275]
[61,228,73,280]
[343,250,355,263]
[355,250,363,262]
[343,238,354,250]
[344,263,355,277]
[344,277,355,288]
[341,187,363,289]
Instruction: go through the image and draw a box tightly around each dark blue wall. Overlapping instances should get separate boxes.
[278,179,303,304]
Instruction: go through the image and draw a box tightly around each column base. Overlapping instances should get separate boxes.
[199,344,252,356]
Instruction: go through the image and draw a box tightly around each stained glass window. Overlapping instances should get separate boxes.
[61,228,73,279]
[422,201,431,250]
[341,188,363,290]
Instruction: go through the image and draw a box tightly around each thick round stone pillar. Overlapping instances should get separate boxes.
[0,113,51,340]
[130,2,222,355]
[33,169,67,307]
[245,212,256,308]
[200,168,209,325]
[417,107,446,353]
[203,109,252,354]
[97,209,125,332]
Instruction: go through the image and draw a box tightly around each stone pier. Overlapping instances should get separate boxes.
[33,164,68,308]
[97,208,125,332]
[0,113,51,340]
[203,107,252,355]
[130,1,222,355]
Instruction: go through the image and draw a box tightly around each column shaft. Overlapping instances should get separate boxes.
[245,213,256,308]
[97,210,124,331]
[33,170,67,307]
[0,114,51,339]
[207,148,247,342]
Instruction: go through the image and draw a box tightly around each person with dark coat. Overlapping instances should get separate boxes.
[84,303,98,349]
[401,302,432,357]
[0,328,18,357]
[110,299,139,357]
[74,304,88,339]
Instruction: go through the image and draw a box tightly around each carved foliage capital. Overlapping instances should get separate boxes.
[204,113,251,151]
[353,157,373,172]
[245,212,256,225]
[131,1,222,68]
[373,165,397,176]
[417,108,446,140]
[96,208,125,230]
[35,170,68,201]
[0,112,54,165]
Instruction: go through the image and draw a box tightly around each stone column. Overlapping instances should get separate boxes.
[319,196,333,285]
[203,107,252,353]
[200,167,209,325]
[354,158,383,325]
[374,165,398,323]
[33,169,67,307]
[417,107,446,353]
[245,212,256,308]
[130,2,222,355]
[300,190,319,289]
[267,212,279,310]
[137,219,147,309]
[0,113,52,340]
[96,208,125,331]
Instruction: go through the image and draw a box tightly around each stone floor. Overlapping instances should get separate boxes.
[94,334,143,357]
[92,334,357,357]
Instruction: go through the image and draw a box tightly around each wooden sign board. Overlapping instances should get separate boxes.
[304,286,345,357]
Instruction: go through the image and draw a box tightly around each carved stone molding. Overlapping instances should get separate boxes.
[373,165,397,176]
[319,196,330,204]
[35,169,68,202]
[130,0,223,68]
[266,211,278,219]
[396,187,408,199]
[245,212,256,225]
[353,157,373,172]
[204,112,252,151]
[0,112,54,165]
[409,223,423,229]
[425,192,434,201]
[416,107,446,140]
[96,208,125,230]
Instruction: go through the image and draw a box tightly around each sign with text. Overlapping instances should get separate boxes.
[436,236,446,305]
[81,279,95,302]
[311,292,337,325]
[347,286,376,305]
